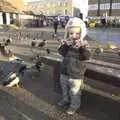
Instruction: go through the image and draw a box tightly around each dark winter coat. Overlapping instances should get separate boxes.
[58,43,91,79]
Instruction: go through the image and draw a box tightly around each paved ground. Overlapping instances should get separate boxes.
[0,64,120,120]
[0,70,120,120]
[0,28,120,120]
[0,46,120,120]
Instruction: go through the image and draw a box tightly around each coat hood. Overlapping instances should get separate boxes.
[64,17,87,41]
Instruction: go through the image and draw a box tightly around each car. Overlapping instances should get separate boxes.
[88,20,96,28]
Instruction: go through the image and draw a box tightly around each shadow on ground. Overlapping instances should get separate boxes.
[0,90,54,120]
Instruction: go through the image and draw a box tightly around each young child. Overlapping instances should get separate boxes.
[58,17,91,115]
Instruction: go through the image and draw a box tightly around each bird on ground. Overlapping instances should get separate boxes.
[0,43,13,57]
[5,38,12,46]
[46,48,51,54]
[35,60,42,72]
[118,51,120,56]
[38,39,47,48]
[31,41,37,47]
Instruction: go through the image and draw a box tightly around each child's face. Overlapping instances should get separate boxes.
[68,28,81,41]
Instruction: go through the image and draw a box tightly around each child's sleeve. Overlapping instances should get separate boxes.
[79,41,91,60]
[58,44,69,57]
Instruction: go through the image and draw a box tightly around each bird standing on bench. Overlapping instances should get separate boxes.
[95,47,104,55]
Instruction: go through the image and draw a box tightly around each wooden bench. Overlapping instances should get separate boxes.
[40,55,120,102]
[84,59,120,103]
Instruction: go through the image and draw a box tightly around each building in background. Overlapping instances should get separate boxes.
[72,0,88,21]
[26,0,88,21]
[7,0,25,11]
[88,0,120,17]
[0,0,25,25]
[0,0,89,26]
[26,0,72,16]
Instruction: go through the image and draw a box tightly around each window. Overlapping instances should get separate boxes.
[112,3,120,9]
[65,9,68,15]
[47,3,50,7]
[100,3,110,10]
[65,2,68,6]
[58,2,60,6]
[89,4,98,10]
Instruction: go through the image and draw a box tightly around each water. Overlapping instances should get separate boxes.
[87,28,120,46]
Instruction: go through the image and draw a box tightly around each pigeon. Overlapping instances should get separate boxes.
[95,48,104,55]
[118,51,120,56]
[46,49,51,54]
[0,43,13,57]
[31,41,37,47]
[38,39,46,48]
[33,38,36,40]
[5,38,12,46]
[35,60,42,72]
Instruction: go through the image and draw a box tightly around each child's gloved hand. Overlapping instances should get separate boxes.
[58,43,70,57]
[72,39,86,48]
[73,40,82,48]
